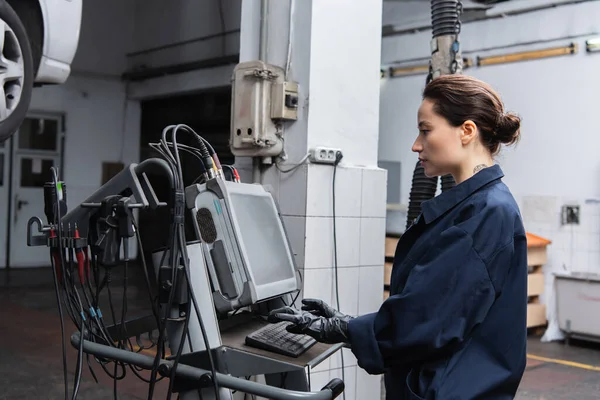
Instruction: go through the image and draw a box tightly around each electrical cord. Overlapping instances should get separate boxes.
[50,167,78,400]
[276,153,309,173]
[332,151,346,400]
[46,124,224,398]
[49,167,68,400]
[157,124,221,399]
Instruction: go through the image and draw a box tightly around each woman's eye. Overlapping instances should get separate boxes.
[419,130,429,135]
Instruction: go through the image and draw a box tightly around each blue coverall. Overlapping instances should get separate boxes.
[347,164,528,399]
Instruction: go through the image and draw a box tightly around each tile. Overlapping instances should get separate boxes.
[301,267,359,315]
[335,218,361,267]
[572,251,589,273]
[359,218,386,266]
[304,217,333,269]
[523,221,542,235]
[579,209,597,234]
[554,229,574,251]
[306,164,363,217]
[337,267,360,316]
[331,366,357,400]
[574,233,590,252]
[281,215,307,270]
[361,167,387,218]
[591,215,600,234]
[334,166,363,218]
[548,248,569,272]
[309,367,357,399]
[582,201,600,218]
[522,196,558,224]
[306,164,333,217]
[279,164,308,216]
[589,252,600,273]
[310,347,358,373]
[330,347,358,369]
[305,216,359,268]
[356,367,382,400]
[358,265,385,315]
[308,369,334,391]
[589,234,600,253]
[302,268,334,306]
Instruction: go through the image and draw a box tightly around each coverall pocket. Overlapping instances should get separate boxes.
[405,368,426,400]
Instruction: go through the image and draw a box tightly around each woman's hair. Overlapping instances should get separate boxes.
[422,74,521,155]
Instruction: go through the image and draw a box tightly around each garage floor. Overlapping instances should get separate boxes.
[2,268,600,400]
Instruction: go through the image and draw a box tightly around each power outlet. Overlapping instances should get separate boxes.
[561,205,580,225]
[309,147,343,165]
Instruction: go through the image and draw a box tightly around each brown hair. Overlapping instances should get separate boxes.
[422,74,521,155]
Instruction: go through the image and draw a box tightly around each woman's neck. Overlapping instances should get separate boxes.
[453,157,494,184]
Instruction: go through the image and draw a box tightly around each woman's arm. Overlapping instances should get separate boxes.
[347,226,498,375]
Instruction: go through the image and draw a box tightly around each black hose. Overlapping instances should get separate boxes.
[431,0,461,38]
[440,174,456,192]
[405,0,462,230]
[405,161,438,230]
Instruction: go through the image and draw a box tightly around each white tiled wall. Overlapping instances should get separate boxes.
[517,195,600,304]
[300,162,387,399]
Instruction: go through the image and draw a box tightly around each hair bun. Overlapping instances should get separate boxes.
[496,112,521,146]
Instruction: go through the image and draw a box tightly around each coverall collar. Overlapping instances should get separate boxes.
[421,164,504,225]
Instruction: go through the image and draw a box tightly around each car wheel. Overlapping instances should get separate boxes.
[0,0,33,143]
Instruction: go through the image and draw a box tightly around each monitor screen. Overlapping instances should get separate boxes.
[228,190,296,286]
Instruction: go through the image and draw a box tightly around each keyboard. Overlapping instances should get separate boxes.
[245,321,317,358]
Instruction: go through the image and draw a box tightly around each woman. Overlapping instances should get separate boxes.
[269,74,527,399]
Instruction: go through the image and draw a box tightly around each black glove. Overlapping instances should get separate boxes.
[300,298,352,322]
[268,299,353,344]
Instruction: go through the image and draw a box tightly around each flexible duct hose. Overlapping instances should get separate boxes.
[431,0,461,38]
[440,174,456,192]
[404,0,462,231]
[406,161,438,230]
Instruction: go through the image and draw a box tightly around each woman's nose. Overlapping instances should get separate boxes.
[412,138,422,153]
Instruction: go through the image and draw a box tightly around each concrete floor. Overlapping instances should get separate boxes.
[3,268,600,399]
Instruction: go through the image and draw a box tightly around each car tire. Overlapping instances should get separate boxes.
[0,0,33,143]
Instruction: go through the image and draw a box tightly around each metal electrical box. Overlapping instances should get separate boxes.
[230,60,299,158]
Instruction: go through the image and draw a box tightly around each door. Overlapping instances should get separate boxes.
[0,139,7,267]
[9,115,63,267]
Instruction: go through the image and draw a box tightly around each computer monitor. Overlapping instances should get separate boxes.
[185,178,300,314]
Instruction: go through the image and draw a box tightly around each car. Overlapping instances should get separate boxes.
[0,0,82,142]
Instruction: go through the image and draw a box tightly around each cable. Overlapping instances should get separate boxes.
[276,153,309,173]
[331,151,346,400]
[157,124,220,399]
[45,124,224,398]
[50,167,69,400]
[285,0,295,79]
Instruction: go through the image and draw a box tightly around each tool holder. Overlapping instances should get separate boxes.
[26,216,89,249]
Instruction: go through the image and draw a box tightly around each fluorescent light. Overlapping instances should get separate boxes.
[477,43,577,66]
[586,38,600,53]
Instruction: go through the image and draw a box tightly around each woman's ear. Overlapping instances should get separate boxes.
[460,120,478,145]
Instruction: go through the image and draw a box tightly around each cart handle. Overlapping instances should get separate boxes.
[70,333,344,400]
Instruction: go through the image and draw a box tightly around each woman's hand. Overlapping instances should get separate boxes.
[301,298,352,322]
[268,300,352,344]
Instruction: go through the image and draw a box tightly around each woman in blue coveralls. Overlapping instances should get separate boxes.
[269,74,528,399]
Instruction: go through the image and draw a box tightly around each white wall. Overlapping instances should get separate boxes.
[30,77,140,207]
[30,0,139,208]
[307,1,382,166]
[379,1,600,307]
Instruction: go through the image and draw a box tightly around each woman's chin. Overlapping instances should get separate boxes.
[422,165,439,178]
